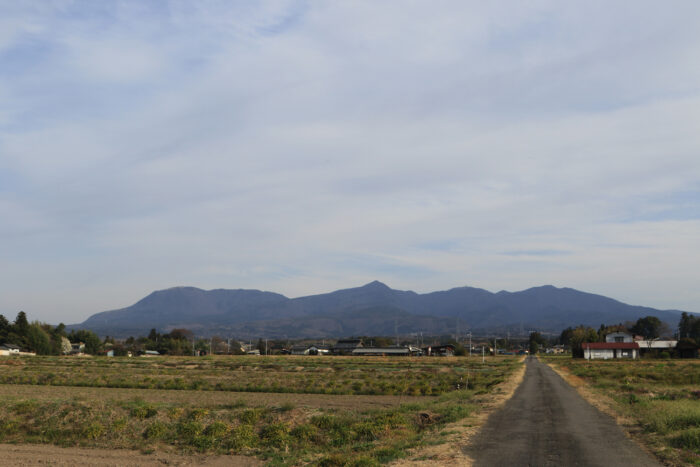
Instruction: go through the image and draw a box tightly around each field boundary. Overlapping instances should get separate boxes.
[0,443,261,466]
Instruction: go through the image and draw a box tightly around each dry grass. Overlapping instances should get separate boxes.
[0,384,420,411]
[390,356,527,467]
[0,355,523,466]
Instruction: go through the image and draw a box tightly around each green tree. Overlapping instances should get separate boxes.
[567,326,599,358]
[678,312,699,341]
[529,331,545,354]
[629,316,662,339]
[26,322,52,355]
[0,314,9,342]
[68,329,103,354]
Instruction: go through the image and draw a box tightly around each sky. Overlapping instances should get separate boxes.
[1,1,699,324]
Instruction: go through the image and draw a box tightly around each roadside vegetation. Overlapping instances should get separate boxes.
[0,355,521,465]
[543,357,700,466]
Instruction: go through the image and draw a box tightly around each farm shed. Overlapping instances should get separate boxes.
[352,346,418,357]
[292,344,331,355]
[583,342,639,360]
[635,339,677,356]
[291,345,310,355]
[308,345,330,355]
[422,344,455,356]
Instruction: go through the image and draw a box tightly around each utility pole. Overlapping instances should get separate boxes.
[395,319,399,346]
[265,338,268,356]
[468,332,472,357]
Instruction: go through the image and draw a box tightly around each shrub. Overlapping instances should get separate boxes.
[204,421,230,438]
[168,407,185,420]
[260,422,290,447]
[226,424,257,451]
[290,424,317,444]
[144,421,168,440]
[81,422,105,440]
[129,404,158,419]
[353,421,379,442]
[112,417,128,431]
[176,421,203,440]
[238,408,263,425]
[187,408,209,421]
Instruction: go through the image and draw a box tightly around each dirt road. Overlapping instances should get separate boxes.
[464,357,661,467]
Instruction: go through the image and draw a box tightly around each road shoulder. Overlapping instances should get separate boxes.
[543,359,664,465]
[390,357,527,467]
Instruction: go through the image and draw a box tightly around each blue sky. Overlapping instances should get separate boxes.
[1,1,699,323]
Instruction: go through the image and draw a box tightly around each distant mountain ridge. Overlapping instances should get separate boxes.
[73,281,689,338]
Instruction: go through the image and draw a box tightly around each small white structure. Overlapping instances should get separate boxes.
[605,332,634,343]
[0,344,21,355]
[635,339,677,350]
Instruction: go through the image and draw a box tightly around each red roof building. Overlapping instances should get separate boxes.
[583,342,639,360]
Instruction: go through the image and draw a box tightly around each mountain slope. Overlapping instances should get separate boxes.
[74,282,689,338]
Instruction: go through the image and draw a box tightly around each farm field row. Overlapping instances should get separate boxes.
[0,355,523,466]
[0,384,421,411]
[0,354,503,396]
[542,356,700,466]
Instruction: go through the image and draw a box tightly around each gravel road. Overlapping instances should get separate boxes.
[464,357,661,467]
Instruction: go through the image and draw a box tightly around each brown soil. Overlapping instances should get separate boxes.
[3,384,421,410]
[0,443,261,466]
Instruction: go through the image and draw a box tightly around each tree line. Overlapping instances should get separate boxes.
[0,311,101,355]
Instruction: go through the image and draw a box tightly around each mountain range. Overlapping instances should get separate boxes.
[73,281,688,339]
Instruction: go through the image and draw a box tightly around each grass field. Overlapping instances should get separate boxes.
[0,355,521,466]
[543,356,700,466]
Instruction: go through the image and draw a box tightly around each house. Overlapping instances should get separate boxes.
[605,331,634,343]
[332,339,363,355]
[0,344,21,355]
[545,345,566,354]
[583,342,639,360]
[70,342,85,354]
[422,344,455,357]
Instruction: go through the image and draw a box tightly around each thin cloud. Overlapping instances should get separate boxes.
[1,1,699,322]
